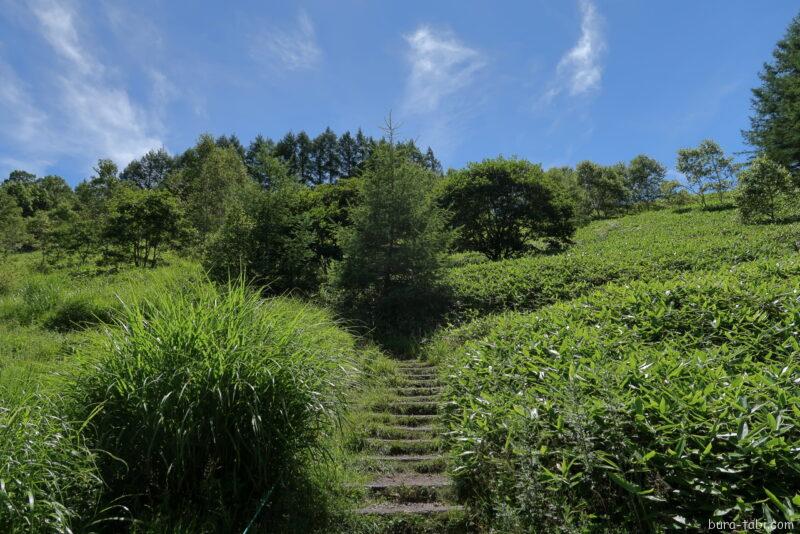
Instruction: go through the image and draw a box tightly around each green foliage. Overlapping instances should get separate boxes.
[103,187,185,267]
[445,208,800,319]
[70,281,360,528]
[737,155,795,223]
[204,180,318,293]
[0,190,26,256]
[677,139,736,208]
[1,171,74,218]
[0,398,105,533]
[120,147,174,189]
[326,133,452,338]
[167,134,253,237]
[436,157,577,260]
[626,154,666,205]
[744,13,800,174]
[436,258,800,531]
[576,160,628,217]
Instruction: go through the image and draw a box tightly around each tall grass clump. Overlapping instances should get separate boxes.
[436,258,800,531]
[0,395,105,533]
[70,280,360,529]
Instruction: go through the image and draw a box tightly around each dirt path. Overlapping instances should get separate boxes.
[352,360,465,531]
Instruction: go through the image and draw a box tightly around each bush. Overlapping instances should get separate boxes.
[70,281,360,528]
[737,155,795,223]
[0,397,105,533]
[436,157,576,260]
[43,295,116,331]
[437,259,800,531]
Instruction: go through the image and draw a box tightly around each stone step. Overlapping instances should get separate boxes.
[366,473,450,490]
[382,401,438,416]
[395,386,442,396]
[366,438,440,455]
[363,454,443,463]
[396,362,434,369]
[369,413,438,426]
[367,425,439,440]
[365,473,452,503]
[355,502,463,516]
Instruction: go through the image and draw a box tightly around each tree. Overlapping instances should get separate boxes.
[626,155,666,205]
[215,134,246,162]
[676,140,735,208]
[103,188,185,267]
[1,170,37,216]
[338,131,360,178]
[437,157,577,260]
[311,127,340,184]
[744,13,800,175]
[120,148,174,189]
[576,161,628,217]
[327,119,452,335]
[204,179,317,293]
[167,135,252,237]
[0,190,26,256]
[737,156,794,223]
[245,135,276,184]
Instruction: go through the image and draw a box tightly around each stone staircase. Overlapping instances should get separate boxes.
[354,360,464,529]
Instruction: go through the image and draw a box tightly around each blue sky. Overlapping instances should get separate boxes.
[0,0,796,185]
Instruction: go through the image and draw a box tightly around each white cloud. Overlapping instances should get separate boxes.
[540,0,605,105]
[402,26,485,114]
[0,0,165,176]
[0,61,49,145]
[251,10,321,72]
[31,0,95,74]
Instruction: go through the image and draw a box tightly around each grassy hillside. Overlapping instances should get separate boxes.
[430,207,800,531]
[445,207,800,320]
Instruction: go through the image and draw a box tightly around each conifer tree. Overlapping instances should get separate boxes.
[744,13,800,175]
[327,116,452,336]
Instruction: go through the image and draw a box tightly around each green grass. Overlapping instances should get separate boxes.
[0,253,204,398]
[68,280,367,531]
[444,207,800,320]
[432,257,800,531]
[0,394,108,533]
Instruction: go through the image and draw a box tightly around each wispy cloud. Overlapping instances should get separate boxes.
[0,0,165,176]
[251,10,321,72]
[539,0,605,105]
[400,25,486,161]
[0,60,49,146]
[402,25,485,114]
[31,0,94,74]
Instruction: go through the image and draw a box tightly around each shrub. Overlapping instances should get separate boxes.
[0,397,105,533]
[70,281,359,528]
[437,259,800,531]
[737,155,795,223]
[436,157,576,260]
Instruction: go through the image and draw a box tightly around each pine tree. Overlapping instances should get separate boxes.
[312,127,340,184]
[338,131,359,178]
[327,117,451,336]
[744,13,800,175]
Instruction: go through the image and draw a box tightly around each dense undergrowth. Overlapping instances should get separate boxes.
[431,256,800,531]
